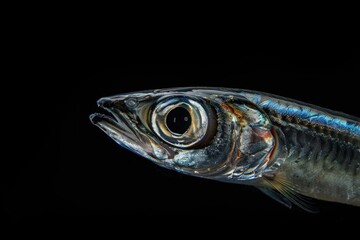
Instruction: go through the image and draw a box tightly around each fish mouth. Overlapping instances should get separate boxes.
[89,112,143,152]
[89,98,174,161]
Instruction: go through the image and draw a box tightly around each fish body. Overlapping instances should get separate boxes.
[90,87,360,211]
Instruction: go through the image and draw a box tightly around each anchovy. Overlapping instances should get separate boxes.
[90,87,360,212]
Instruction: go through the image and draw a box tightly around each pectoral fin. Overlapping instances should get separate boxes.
[258,187,292,209]
[260,175,318,213]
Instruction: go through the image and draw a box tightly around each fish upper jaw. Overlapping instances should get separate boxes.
[90,97,175,163]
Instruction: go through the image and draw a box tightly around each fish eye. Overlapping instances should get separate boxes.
[151,98,215,148]
[165,107,192,135]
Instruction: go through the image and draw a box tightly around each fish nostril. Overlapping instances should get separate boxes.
[125,98,138,109]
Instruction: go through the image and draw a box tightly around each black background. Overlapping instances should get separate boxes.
[4,28,360,225]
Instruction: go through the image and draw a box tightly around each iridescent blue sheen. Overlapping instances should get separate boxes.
[260,100,360,137]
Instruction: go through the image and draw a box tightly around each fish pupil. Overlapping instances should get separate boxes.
[166,107,191,135]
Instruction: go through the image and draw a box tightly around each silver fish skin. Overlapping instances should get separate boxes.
[90,87,360,211]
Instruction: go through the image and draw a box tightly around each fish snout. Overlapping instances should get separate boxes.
[97,96,134,112]
[97,97,116,109]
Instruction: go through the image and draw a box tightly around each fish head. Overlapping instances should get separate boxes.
[90,88,283,181]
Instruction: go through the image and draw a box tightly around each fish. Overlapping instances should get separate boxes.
[89,87,360,212]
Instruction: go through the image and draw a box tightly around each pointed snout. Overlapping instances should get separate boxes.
[97,95,139,111]
[97,97,115,109]
[97,96,127,110]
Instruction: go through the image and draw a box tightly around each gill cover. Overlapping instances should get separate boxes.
[215,98,286,181]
